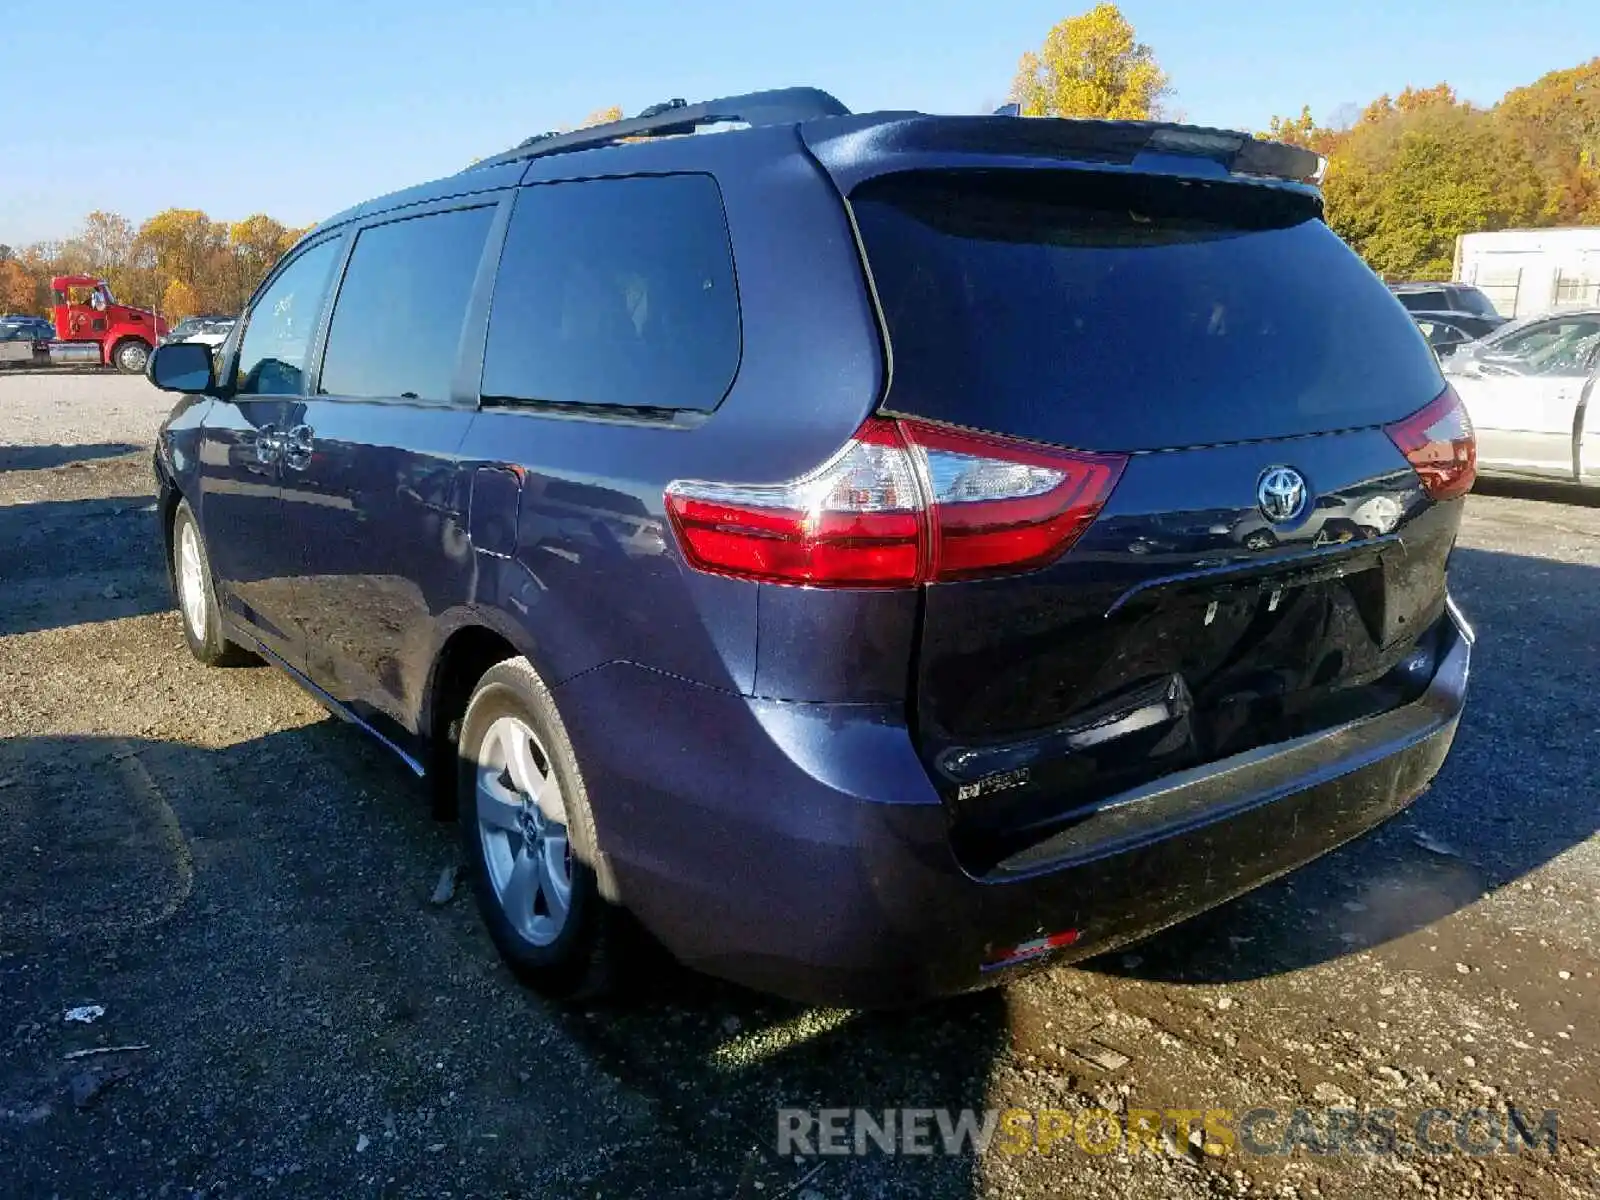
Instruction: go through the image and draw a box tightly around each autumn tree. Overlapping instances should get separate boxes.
[225,215,292,312]
[0,260,33,312]
[1319,91,1545,278]
[78,211,135,277]
[161,279,201,321]
[135,209,225,300]
[577,106,623,127]
[1010,4,1170,120]
[1496,58,1600,222]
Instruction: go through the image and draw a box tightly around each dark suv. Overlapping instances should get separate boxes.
[147,89,1476,1006]
[1390,281,1501,319]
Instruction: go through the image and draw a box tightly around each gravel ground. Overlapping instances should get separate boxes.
[1,374,1597,1198]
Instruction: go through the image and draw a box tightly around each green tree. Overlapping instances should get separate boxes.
[1263,106,1322,148]
[1010,4,1170,120]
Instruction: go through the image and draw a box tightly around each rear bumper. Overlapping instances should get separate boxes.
[557,600,1472,1007]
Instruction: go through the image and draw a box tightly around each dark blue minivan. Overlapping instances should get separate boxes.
[148,89,1476,1005]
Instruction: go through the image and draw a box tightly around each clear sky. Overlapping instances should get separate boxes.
[3,0,1594,245]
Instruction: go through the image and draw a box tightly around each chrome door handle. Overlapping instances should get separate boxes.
[254,425,282,465]
[282,424,314,471]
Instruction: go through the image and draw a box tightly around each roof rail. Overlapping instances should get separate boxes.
[470,87,850,171]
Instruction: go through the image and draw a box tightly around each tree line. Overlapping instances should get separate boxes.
[1265,63,1600,278]
[0,211,311,321]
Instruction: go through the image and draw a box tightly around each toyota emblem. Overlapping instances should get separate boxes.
[1257,467,1308,524]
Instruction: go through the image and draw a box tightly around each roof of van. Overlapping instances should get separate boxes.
[308,87,1323,240]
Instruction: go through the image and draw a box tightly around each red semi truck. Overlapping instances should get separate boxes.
[46,276,168,372]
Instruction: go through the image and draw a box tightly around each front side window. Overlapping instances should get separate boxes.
[319,205,496,401]
[235,239,341,396]
[481,174,741,411]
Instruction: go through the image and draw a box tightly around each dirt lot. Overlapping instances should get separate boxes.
[2,374,1597,1198]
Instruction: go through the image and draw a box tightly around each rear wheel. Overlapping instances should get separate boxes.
[172,501,252,666]
[113,338,151,374]
[458,657,617,998]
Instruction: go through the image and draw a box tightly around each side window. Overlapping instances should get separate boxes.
[481,174,741,411]
[1494,319,1600,376]
[319,205,497,401]
[1399,289,1446,312]
[235,239,341,396]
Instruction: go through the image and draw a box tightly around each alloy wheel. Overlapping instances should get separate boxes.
[475,714,573,946]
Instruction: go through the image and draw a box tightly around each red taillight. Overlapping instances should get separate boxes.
[1384,385,1477,501]
[664,418,1127,588]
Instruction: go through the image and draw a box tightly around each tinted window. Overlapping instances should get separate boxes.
[1419,321,1465,346]
[852,171,1444,452]
[1396,289,1448,312]
[482,175,740,410]
[235,239,341,396]
[320,205,496,401]
[1451,286,1499,318]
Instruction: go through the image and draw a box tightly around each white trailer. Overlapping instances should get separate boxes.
[1454,227,1600,319]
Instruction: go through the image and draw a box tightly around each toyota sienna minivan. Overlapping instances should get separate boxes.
[147,88,1476,1005]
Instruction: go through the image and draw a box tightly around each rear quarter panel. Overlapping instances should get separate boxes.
[454,127,888,696]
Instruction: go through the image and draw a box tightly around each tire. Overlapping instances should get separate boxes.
[171,500,253,666]
[113,338,151,374]
[457,657,617,999]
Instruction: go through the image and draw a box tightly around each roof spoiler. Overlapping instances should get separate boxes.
[804,114,1327,192]
[469,87,851,171]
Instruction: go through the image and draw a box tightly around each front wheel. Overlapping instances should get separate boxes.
[458,657,618,999]
[171,501,253,666]
[113,338,151,374]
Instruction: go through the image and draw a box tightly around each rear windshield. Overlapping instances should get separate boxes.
[852,171,1443,452]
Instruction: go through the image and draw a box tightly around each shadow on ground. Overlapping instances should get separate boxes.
[0,493,170,636]
[0,443,142,473]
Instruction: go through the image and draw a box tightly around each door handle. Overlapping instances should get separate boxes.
[282,424,315,471]
[254,424,282,465]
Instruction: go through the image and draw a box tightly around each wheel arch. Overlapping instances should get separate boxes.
[109,334,152,371]
[420,618,530,817]
[156,463,183,592]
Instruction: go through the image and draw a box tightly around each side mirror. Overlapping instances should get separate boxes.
[148,340,216,393]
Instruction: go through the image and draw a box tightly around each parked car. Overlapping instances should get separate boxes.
[1411,311,1506,359]
[1442,308,1600,486]
[0,315,56,342]
[1390,281,1502,319]
[0,320,48,366]
[146,89,1476,1006]
[162,314,235,348]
